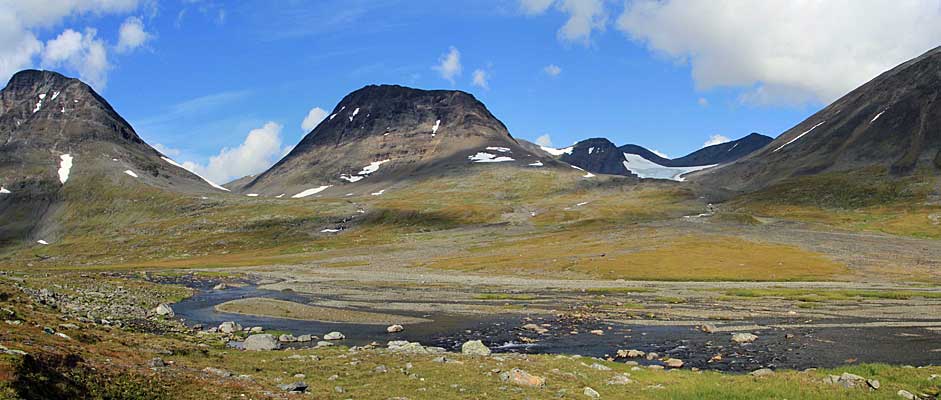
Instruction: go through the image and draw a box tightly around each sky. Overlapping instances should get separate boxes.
[3,0,941,183]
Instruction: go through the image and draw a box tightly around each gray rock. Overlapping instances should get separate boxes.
[461,340,491,356]
[249,326,264,333]
[278,382,308,393]
[218,321,242,334]
[897,390,916,400]
[386,324,404,333]
[279,334,296,343]
[584,386,600,398]
[152,303,174,317]
[296,334,313,342]
[750,368,774,377]
[498,368,546,387]
[324,331,345,340]
[645,352,659,361]
[243,334,280,351]
[148,358,166,368]
[203,367,232,377]
[616,349,645,358]
[664,358,684,368]
[701,324,717,333]
[731,332,758,344]
[607,374,633,385]
[316,341,335,347]
[589,363,611,371]
[387,340,445,354]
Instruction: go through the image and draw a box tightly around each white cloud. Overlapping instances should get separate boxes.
[471,68,489,90]
[697,97,709,107]
[301,106,328,132]
[543,64,561,77]
[182,122,288,183]
[40,28,110,90]
[116,16,151,53]
[521,0,607,45]
[703,134,731,148]
[535,134,553,147]
[0,0,144,87]
[651,149,670,159]
[617,0,941,105]
[433,46,462,84]
[153,143,181,157]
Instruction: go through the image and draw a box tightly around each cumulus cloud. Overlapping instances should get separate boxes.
[543,64,561,77]
[472,68,489,89]
[697,97,709,107]
[535,134,553,147]
[0,0,145,88]
[703,134,731,148]
[41,28,110,89]
[301,106,328,132]
[182,122,288,184]
[617,0,941,105]
[520,0,607,45]
[116,16,151,53]
[433,46,462,84]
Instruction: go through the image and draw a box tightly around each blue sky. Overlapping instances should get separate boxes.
[4,1,941,182]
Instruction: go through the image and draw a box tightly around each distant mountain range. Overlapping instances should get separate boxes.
[539,133,773,181]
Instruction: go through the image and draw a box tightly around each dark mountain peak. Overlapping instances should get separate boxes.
[243,84,539,195]
[670,133,774,167]
[559,138,631,175]
[743,132,772,140]
[6,69,78,91]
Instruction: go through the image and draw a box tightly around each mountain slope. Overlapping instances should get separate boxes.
[696,46,941,193]
[241,85,550,196]
[670,133,773,167]
[0,70,228,245]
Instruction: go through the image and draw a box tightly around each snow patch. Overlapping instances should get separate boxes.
[528,161,544,167]
[583,172,595,178]
[371,189,386,196]
[432,119,441,135]
[485,147,511,153]
[160,157,230,191]
[540,145,573,156]
[469,152,514,163]
[276,194,285,198]
[728,142,739,152]
[33,94,44,113]
[58,154,73,184]
[340,175,364,183]
[292,185,332,198]
[358,159,390,175]
[0,187,10,194]
[349,107,360,122]
[588,147,595,155]
[622,153,715,181]
[321,228,341,233]
[123,170,138,178]
[37,240,49,245]
[871,110,886,123]
[51,91,60,100]
[773,121,826,152]
[246,193,259,197]
[575,201,589,207]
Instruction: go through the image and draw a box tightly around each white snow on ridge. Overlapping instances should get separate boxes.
[37,240,49,245]
[123,170,138,178]
[773,121,826,152]
[246,193,259,197]
[340,175,364,183]
[160,156,230,191]
[728,142,739,152]
[469,152,514,163]
[871,110,886,123]
[486,146,511,153]
[622,153,714,182]
[432,119,441,135]
[349,107,360,122]
[588,147,595,155]
[58,154,73,184]
[292,185,332,198]
[540,145,573,156]
[321,228,341,233]
[52,91,60,100]
[358,159,390,175]
[33,94,45,113]
[371,189,386,196]
[528,161,544,167]
[0,187,10,194]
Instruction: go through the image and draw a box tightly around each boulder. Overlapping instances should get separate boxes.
[499,368,546,387]
[324,331,345,340]
[296,334,313,342]
[218,321,242,334]
[278,382,308,393]
[279,334,296,343]
[249,326,264,333]
[731,332,758,344]
[243,334,280,351]
[897,390,916,400]
[701,324,717,333]
[607,374,633,385]
[212,283,228,290]
[617,349,645,358]
[387,340,445,354]
[152,303,174,317]
[522,323,548,334]
[750,368,774,377]
[584,386,600,399]
[664,358,684,368]
[461,340,491,356]
[386,324,404,333]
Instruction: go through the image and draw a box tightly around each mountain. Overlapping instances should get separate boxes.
[695,46,941,193]
[554,133,772,180]
[669,133,773,167]
[0,70,228,245]
[240,85,549,196]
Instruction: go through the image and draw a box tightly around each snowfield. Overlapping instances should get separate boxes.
[0,187,10,194]
[123,170,138,178]
[528,161,544,167]
[58,154,73,184]
[622,153,714,181]
[292,185,332,198]
[358,160,390,175]
[540,145,573,156]
[469,152,515,163]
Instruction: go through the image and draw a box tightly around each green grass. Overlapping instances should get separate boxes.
[721,288,941,302]
[655,296,687,304]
